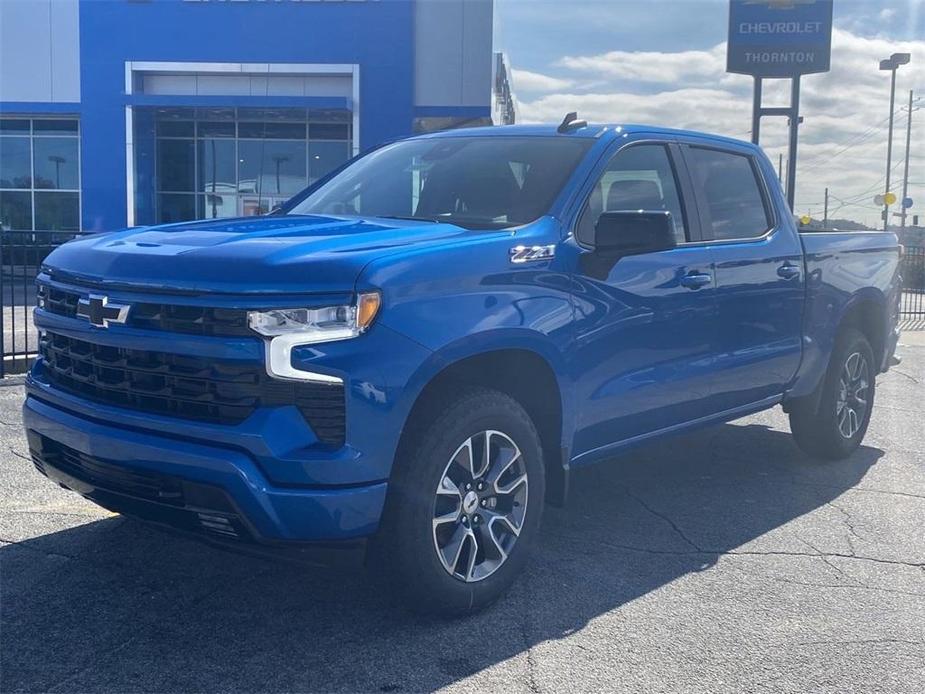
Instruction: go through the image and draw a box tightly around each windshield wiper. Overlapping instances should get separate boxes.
[375,214,440,224]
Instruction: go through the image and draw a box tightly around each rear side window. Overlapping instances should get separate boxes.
[688,147,771,240]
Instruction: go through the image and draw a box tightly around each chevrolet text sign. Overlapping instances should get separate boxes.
[727,0,833,77]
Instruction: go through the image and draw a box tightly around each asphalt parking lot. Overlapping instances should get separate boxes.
[1,339,923,694]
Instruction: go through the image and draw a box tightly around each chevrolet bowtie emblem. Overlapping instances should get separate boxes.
[76,294,131,328]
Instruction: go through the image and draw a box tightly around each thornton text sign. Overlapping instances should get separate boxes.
[727,0,833,78]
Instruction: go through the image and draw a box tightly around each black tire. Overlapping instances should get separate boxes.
[371,386,545,616]
[789,328,876,460]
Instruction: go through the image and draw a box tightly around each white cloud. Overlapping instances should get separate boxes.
[879,8,897,22]
[516,28,925,227]
[556,44,728,85]
[510,68,574,93]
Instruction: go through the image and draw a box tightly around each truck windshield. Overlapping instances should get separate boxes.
[285,136,593,229]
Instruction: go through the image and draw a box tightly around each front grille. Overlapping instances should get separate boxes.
[38,331,346,446]
[29,433,250,541]
[39,285,251,336]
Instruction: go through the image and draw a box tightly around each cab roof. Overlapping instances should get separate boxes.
[418,123,757,151]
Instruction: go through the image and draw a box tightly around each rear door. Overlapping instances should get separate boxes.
[681,142,804,411]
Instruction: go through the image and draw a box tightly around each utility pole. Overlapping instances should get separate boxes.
[880,52,911,230]
[823,187,829,229]
[901,89,914,229]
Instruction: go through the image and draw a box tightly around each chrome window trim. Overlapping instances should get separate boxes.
[684,143,779,245]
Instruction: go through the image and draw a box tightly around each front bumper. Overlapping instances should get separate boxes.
[23,394,387,543]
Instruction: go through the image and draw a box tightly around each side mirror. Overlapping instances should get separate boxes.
[593,211,677,256]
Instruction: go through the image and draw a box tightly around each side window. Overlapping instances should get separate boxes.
[575,144,688,246]
[688,147,771,240]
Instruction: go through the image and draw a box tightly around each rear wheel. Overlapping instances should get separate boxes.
[372,387,545,615]
[790,328,875,460]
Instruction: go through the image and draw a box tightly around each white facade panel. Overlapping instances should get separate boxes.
[140,71,352,98]
[0,0,79,103]
[414,0,492,107]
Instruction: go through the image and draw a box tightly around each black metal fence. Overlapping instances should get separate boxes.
[2,234,925,378]
[901,246,925,326]
[1,231,84,377]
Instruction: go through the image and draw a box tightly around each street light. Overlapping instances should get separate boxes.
[880,52,911,230]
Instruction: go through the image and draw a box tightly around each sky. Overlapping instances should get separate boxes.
[495,0,925,228]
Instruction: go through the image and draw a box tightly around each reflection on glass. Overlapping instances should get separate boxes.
[0,191,32,230]
[200,193,237,219]
[33,119,79,135]
[309,141,350,183]
[238,140,306,195]
[157,140,195,191]
[0,119,29,133]
[158,193,197,223]
[197,139,235,192]
[0,137,32,188]
[142,107,353,224]
[34,138,80,190]
[34,192,79,230]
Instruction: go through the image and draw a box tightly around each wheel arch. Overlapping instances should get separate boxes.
[785,289,888,416]
[399,334,572,505]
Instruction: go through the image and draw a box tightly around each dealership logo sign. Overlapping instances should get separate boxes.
[727,0,833,77]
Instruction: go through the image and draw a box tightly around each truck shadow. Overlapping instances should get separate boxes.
[2,422,883,693]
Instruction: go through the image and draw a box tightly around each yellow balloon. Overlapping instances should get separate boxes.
[884,192,897,206]
[800,215,812,225]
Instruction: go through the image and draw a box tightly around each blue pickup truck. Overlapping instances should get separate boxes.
[23,118,901,614]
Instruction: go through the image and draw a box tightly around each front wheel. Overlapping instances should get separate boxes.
[790,328,876,460]
[372,387,545,616]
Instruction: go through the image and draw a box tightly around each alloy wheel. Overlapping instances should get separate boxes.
[836,351,870,439]
[432,430,529,582]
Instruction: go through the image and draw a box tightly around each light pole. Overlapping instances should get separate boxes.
[879,52,911,230]
[900,90,917,229]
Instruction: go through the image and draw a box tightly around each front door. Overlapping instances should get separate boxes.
[566,141,719,461]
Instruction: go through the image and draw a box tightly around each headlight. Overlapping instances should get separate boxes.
[248,292,380,382]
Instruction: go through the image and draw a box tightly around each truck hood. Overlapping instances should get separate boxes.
[44,215,473,295]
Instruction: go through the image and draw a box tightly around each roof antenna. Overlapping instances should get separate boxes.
[557,111,587,133]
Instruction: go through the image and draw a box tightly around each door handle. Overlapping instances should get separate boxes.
[777,263,801,279]
[680,272,713,290]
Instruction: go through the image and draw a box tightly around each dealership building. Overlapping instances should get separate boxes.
[0,0,502,234]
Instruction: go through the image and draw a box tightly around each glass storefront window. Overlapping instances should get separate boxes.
[309,141,351,183]
[139,107,352,224]
[34,192,80,231]
[0,191,32,230]
[0,137,32,188]
[238,140,307,196]
[33,139,80,190]
[0,118,81,231]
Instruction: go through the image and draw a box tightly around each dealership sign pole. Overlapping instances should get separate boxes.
[727,0,834,210]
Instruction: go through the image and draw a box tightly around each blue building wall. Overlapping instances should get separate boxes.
[1,0,493,233]
[80,0,413,232]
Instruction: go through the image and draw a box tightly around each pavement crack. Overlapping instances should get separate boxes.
[891,368,919,384]
[8,445,31,463]
[793,534,854,582]
[767,575,925,598]
[826,499,865,555]
[518,571,542,694]
[624,487,702,552]
[796,638,923,648]
[549,532,925,570]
